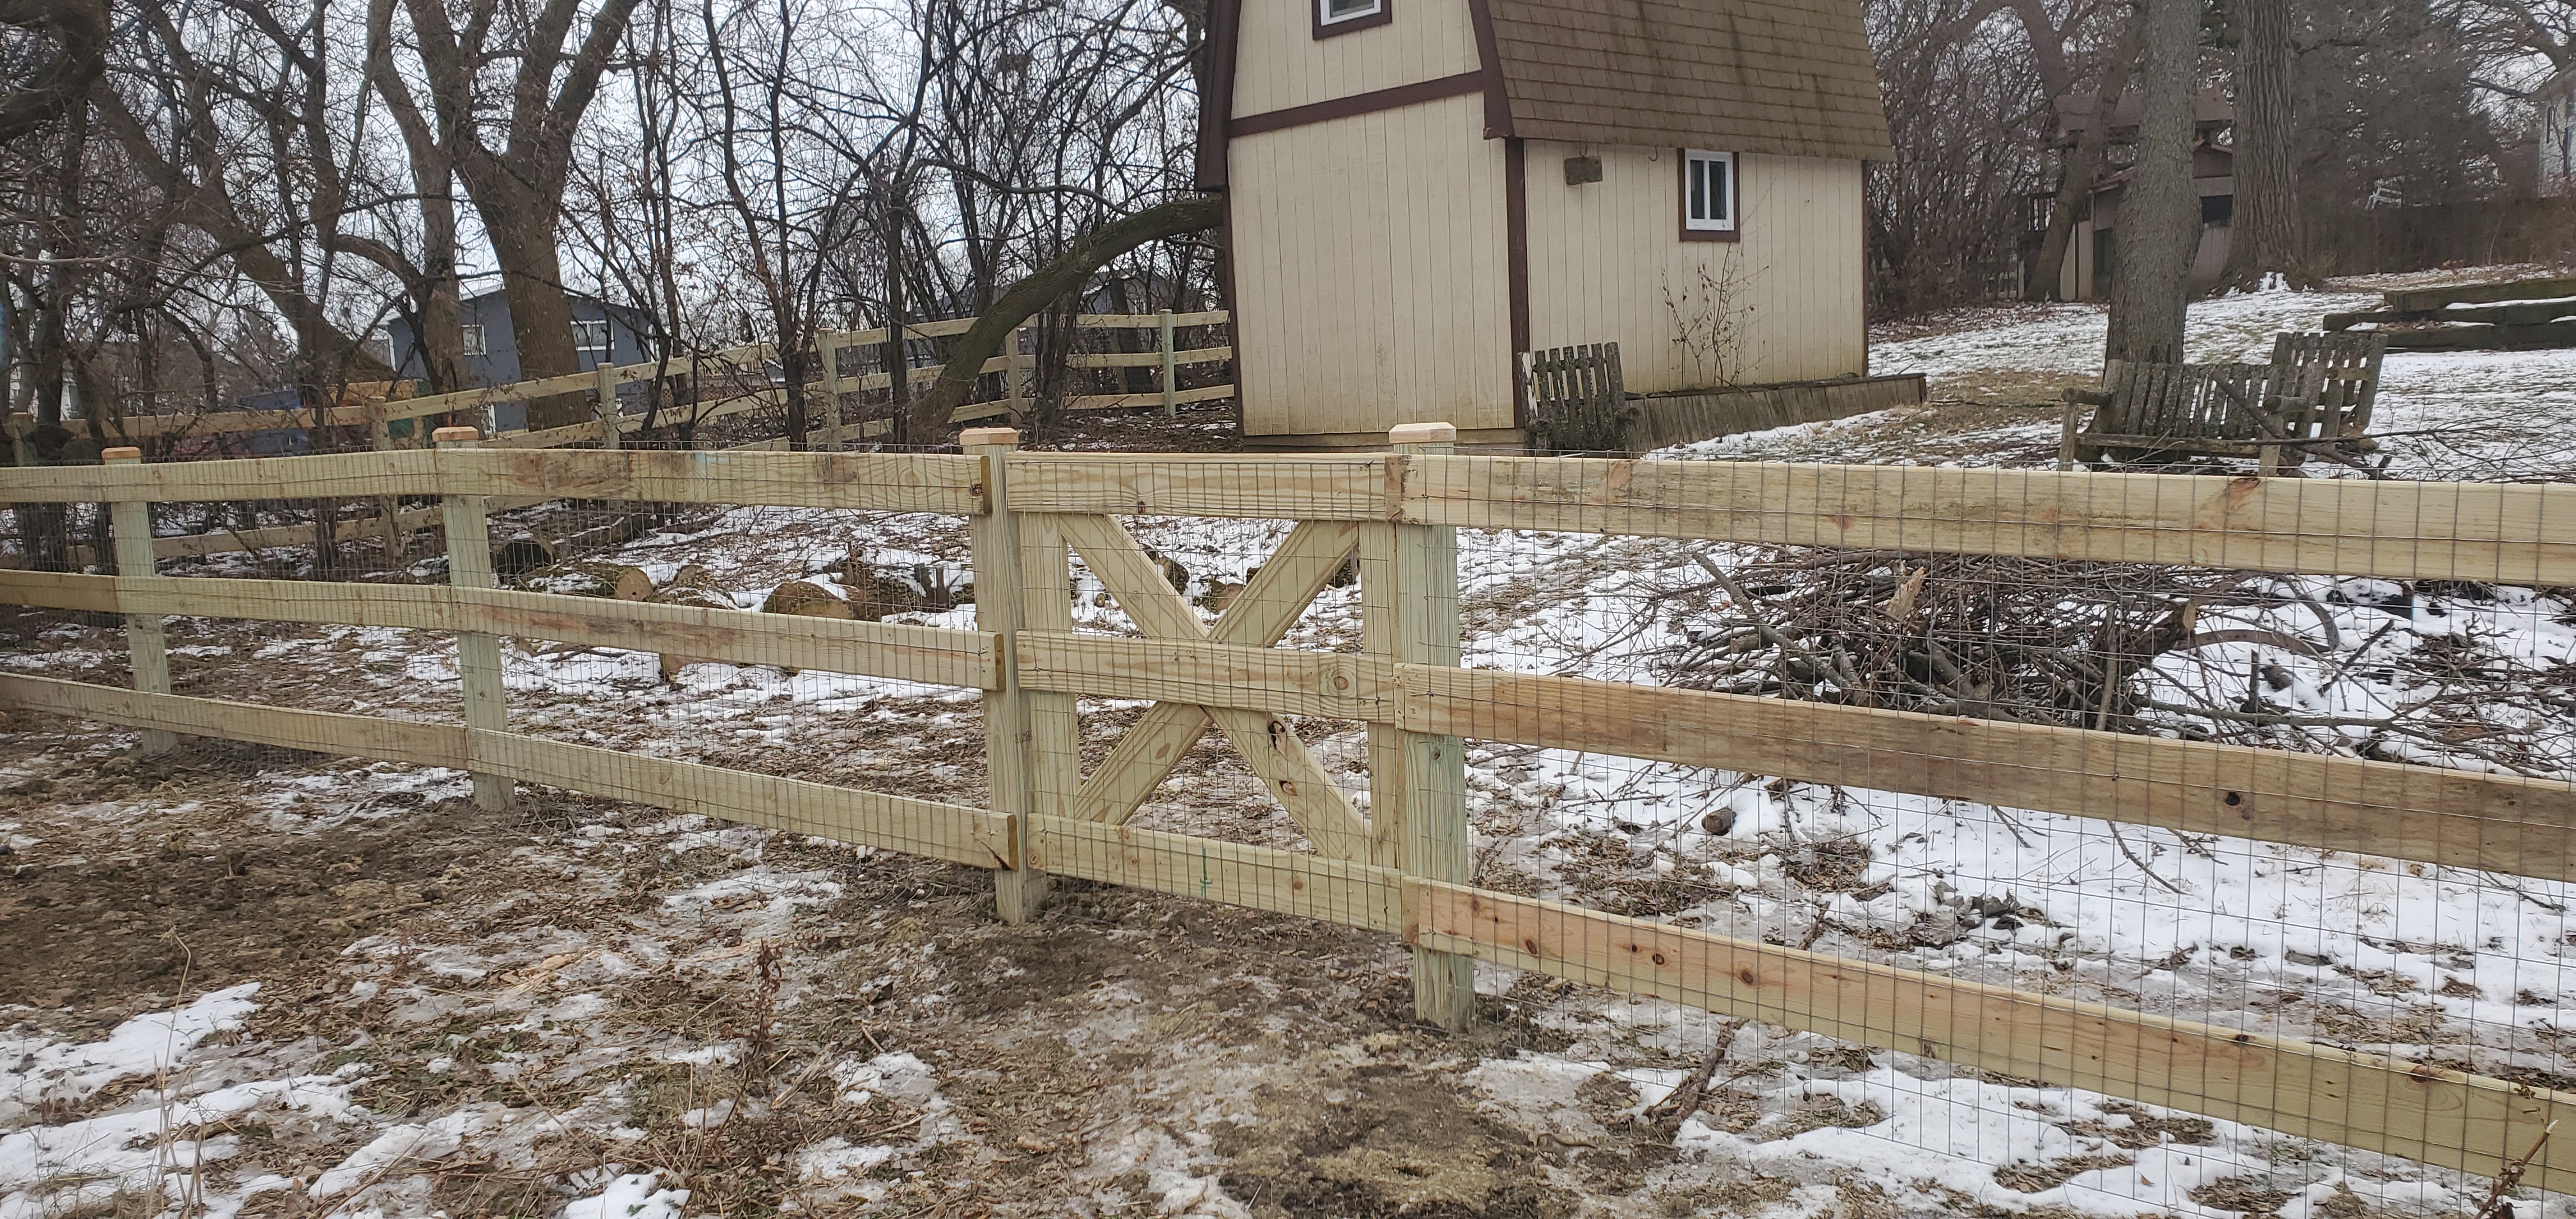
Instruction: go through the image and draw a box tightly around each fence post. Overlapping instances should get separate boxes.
[816,330,842,449]
[100,447,176,756]
[1158,309,1177,417]
[1365,421,1473,1029]
[6,411,31,466]
[1003,325,1027,418]
[964,425,1050,922]
[595,362,620,452]
[434,426,512,810]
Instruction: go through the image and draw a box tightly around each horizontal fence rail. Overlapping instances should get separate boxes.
[6,431,2576,1195]
[1008,452,2576,584]
[76,309,1236,445]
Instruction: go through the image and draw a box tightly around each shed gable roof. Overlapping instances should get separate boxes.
[1482,0,1891,162]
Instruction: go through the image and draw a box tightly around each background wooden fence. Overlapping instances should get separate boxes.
[6,433,2576,1193]
[11,309,1233,454]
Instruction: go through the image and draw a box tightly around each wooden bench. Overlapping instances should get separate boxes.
[2059,332,2386,475]
[1522,343,1632,454]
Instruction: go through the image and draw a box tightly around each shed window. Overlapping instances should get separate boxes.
[1315,0,1384,33]
[1683,150,1736,234]
[461,324,487,357]
[572,319,610,363]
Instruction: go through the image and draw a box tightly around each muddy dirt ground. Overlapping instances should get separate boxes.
[2,710,1855,1218]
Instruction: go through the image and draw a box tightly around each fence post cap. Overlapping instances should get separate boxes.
[959,427,1020,447]
[431,425,481,445]
[1388,422,1457,445]
[101,446,142,463]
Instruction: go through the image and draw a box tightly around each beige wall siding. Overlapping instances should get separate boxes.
[1522,146,1867,394]
[1230,0,1480,116]
[1230,93,1514,436]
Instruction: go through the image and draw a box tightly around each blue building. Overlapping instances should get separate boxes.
[382,289,655,431]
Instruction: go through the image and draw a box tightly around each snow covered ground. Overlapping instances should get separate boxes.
[1695,264,2576,482]
[8,268,2576,1217]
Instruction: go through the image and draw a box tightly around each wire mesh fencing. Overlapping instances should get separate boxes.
[8,434,2576,1212]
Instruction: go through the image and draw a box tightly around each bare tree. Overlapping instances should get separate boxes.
[2015,1,2137,301]
[0,0,105,144]
[379,0,643,428]
[2104,0,2201,364]
[2220,0,2310,287]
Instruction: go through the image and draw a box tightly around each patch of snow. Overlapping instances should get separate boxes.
[560,1170,689,1219]
[1,984,262,1120]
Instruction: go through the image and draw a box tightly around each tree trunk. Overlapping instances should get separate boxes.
[2105,0,2200,366]
[2013,1,2140,302]
[884,214,911,445]
[487,212,591,430]
[2027,133,2107,302]
[908,196,1221,438]
[2220,0,2309,289]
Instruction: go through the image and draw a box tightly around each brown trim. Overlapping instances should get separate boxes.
[1678,150,1741,243]
[1312,0,1392,38]
[1464,0,1514,138]
[1505,137,1529,426]
[1220,192,1246,424]
[1193,0,1243,188]
[1229,72,1485,139]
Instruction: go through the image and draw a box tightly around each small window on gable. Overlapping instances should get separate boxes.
[1315,0,1386,37]
[572,319,610,364]
[461,324,487,357]
[1683,150,1736,236]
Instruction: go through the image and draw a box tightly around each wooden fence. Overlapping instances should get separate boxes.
[45,309,1233,450]
[5,310,1231,564]
[7,431,2576,1192]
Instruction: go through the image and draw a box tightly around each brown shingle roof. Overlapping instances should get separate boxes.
[1483,0,1892,161]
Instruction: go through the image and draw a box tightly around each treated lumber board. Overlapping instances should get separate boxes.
[1395,456,2576,585]
[0,573,1002,689]
[1071,310,1229,327]
[1006,453,1392,519]
[1371,421,1474,1028]
[0,673,467,767]
[0,673,1015,871]
[0,570,123,612]
[1010,632,2576,884]
[1070,520,1363,825]
[105,345,776,440]
[112,576,450,628]
[468,730,1013,870]
[2327,300,2576,330]
[2385,275,2576,313]
[0,449,443,503]
[1411,880,2576,1193]
[1064,385,1235,412]
[151,505,445,560]
[2379,321,2576,352]
[1053,512,1372,859]
[450,588,1001,689]
[1065,347,1232,369]
[1028,815,1402,932]
[1408,666,2576,884]
[0,673,1014,870]
[438,448,986,514]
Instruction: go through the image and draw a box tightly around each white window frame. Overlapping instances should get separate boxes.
[1318,0,1381,28]
[1684,150,1736,233]
[460,324,487,357]
[571,319,611,361]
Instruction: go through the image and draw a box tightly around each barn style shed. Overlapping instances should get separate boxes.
[1198,0,1916,449]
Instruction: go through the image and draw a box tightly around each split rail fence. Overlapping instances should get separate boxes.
[6,310,1231,565]
[6,430,2576,1194]
[64,309,1232,451]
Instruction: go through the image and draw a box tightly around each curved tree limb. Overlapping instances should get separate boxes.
[0,0,105,145]
[910,195,1223,438]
